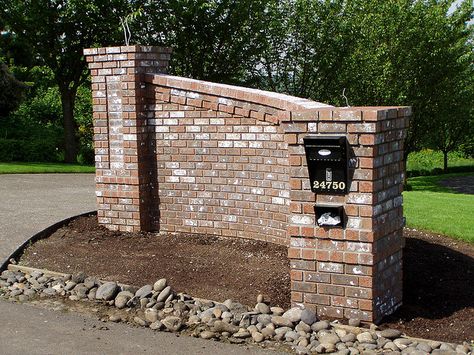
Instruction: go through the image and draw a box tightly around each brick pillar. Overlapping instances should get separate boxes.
[83,46,171,232]
[286,107,410,323]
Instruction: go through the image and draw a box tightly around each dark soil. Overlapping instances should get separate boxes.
[19,216,291,309]
[19,216,474,343]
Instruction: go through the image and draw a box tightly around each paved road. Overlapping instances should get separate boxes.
[0,174,96,262]
[0,174,280,355]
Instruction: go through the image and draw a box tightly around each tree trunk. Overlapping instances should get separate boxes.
[443,150,448,173]
[60,87,77,163]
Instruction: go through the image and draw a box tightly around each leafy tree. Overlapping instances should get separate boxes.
[0,61,24,117]
[136,0,272,84]
[338,0,474,166]
[251,0,354,102]
[1,0,133,162]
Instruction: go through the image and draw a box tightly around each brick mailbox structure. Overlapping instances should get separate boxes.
[84,46,410,323]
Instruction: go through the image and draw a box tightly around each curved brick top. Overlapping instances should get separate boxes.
[145,74,332,112]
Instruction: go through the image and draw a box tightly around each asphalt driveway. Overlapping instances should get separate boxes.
[0,173,279,354]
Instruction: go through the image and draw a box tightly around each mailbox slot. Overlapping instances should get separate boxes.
[303,135,348,195]
[315,205,345,228]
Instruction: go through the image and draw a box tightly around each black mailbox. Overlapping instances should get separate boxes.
[303,135,348,195]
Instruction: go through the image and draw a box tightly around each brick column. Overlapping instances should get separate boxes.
[83,46,171,232]
[285,107,410,323]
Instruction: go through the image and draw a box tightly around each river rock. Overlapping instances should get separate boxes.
[356,332,375,344]
[162,316,182,332]
[319,333,340,345]
[282,307,303,323]
[71,272,86,284]
[341,333,356,343]
[96,282,119,301]
[300,308,317,325]
[149,321,163,330]
[233,329,251,339]
[212,320,239,334]
[295,321,311,333]
[348,318,360,327]
[135,285,153,299]
[416,342,433,353]
[64,281,77,292]
[270,306,284,316]
[311,320,330,332]
[257,314,272,326]
[252,331,264,343]
[200,331,216,339]
[255,302,270,314]
[271,316,294,328]
[380,329,402,339]
[153,279,167,292]
[261,326,275,339]
[144,308,159,323]
[156,286,171,302]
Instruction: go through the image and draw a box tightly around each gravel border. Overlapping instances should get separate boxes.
[1,265,472,355]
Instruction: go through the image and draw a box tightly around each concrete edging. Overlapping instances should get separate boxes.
[0,211,97,272]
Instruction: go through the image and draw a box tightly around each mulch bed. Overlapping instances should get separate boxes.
[18,216,473,343]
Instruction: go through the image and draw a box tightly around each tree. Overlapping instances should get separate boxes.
[251,0,354,103]
[1,0,133,162]
[0,61,24,117]
[338,0,474,164]
[135,0,272,85]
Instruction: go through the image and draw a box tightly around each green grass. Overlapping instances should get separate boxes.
[407,149,474,176]
[0,162,95,174]
[404,173,474,242]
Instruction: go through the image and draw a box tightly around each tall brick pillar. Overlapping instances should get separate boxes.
[83,46,171,232]
[286,107,410,323]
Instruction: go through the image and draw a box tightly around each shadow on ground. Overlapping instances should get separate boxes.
[382,234,474,342]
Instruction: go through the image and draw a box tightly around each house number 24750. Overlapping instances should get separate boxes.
[313,181,346,190]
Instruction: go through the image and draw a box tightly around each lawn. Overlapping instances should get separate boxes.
[0,162,95,174]
[407,149,474,176]
[404,173,474,242]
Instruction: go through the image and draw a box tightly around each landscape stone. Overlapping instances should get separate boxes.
[341,333,356,343]
[271,316,294,328]
[64,281,77,292]
[233,329,251,339]
[144,308,158,323]
[295,321,311,333]
[300,308,317,325]
[256,294,264,303]
[252,331,264,343]
[356,332,375,344]
[83,277,97,289]
[149,321,163,330]
[348,318,360,327]
[71,272,86,284]
[200,331,216,339]
[95,282,119,301]
[153,279,167,292]
[319,333,340,345]
[257,314,272,326]
[213,320,239,334]
[270,306,284,316]
[133,316,147,327]
[282,307,303,323]
[416,343,432,353]
[380,329,403,339]
[156,286,171,302]
[311,320,330,332]
[162,316,182,332]
[255,302,270,314]
[134,284,152,299]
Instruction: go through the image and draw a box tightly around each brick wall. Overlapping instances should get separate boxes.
[84,46,410,322]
